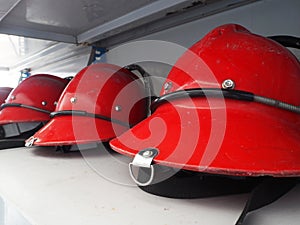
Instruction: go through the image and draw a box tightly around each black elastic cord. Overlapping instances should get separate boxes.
[1,103,51,114]
[151,88,254,113]
[268,35,300,49]
[50,110,131,128]
[151,88,300,114]
[235,177,298,225]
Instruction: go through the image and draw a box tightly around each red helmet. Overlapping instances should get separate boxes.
[0,74,69,124]
[0,74,68,148]
[0,87,13,105]
[27,63,148,146]
[110,24,300,178]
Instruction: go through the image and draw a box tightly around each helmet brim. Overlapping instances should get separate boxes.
[110,99,300,177]
[0,107,50,125]
[30,115,129,146]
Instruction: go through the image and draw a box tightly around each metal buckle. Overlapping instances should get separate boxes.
[129,148,159,186]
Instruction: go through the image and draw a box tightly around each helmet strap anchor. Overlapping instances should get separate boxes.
[129,148,159,186]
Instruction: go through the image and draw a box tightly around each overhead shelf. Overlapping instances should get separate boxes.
[0,0,259,45]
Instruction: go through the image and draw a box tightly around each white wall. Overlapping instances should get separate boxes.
[105,0,300,94]
[141,0,300,47]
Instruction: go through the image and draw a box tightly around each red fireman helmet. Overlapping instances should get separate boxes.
[28,63,148,146]
[110,24,300,178]
[0,74,68,124]
[0,87,12,105]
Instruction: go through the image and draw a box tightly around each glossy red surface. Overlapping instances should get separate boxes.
[0,74,68,124]
[110,24,300,176]
[32,63,148,145]
[32,116,128,145]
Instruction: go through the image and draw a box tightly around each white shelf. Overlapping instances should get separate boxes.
[0,147,299,225]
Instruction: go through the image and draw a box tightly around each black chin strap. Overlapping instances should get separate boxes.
[135,165,299,224]
[138,166,261,198]
[235,177,298,225]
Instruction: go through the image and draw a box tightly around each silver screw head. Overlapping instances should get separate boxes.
[222,79,235,89]
[115,105,122,112]
[70,97,77,104]
[11,95,16,100]
[142,150,154,158]
[41,101,47,106]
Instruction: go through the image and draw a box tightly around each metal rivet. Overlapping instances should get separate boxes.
[115,105,122,112]
[11,95,16,100]
[54,101,58,106]
[142,150,154,158]
[70,97,77,104]
[163,82,173,91]
[41,101,47,106]
[222,79,235,89]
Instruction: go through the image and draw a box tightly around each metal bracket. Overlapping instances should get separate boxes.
[87,46,107,65]
[129,148,159,186]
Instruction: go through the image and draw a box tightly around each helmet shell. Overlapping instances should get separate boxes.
[31,63,147,146]
[110,24,300,177]
[0,74,68,124]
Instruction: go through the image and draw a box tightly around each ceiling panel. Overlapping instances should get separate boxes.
[0,0,246,44]
[0,0,166,43]
[1,0,160,36]
[0,0,258,44]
